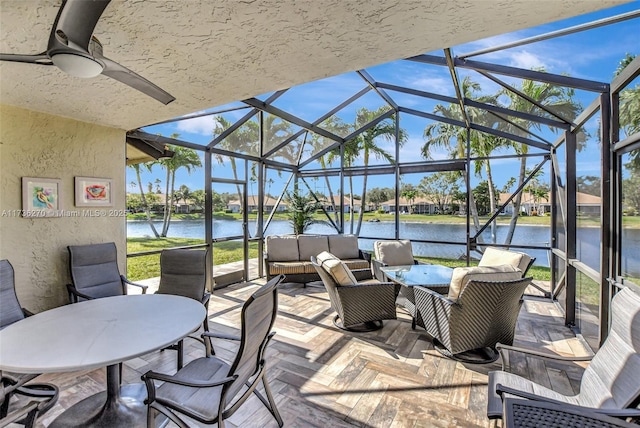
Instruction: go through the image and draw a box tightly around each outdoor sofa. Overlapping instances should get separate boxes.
[264,234,371,283]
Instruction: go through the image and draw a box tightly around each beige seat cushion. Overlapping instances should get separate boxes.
[478,247,532,274]
[328,235,360,260]
[316,251,358,286]
[266,235,300,261]
[374,239,414,266]
[447,265,522,301]
[298,235,330,261]
[268,261,310,275]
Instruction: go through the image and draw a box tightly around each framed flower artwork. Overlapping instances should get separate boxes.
[75,177,113,207]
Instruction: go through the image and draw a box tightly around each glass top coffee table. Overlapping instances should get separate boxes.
[381,264,453,329]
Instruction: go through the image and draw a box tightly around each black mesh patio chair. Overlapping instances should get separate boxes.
[414,276,532,363]
[0,260,58,427]
[142,274,285,428]
[67,242,147,302]
[157,248,212,368]
[311,255,398,332]
[487,286,640,422]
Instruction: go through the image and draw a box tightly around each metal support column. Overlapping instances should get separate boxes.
[258,112,265,278]
[395,112,400,239]
[550,147,557,295]
[204,149,213,291]
[565,131,577,327]
[465,128,471,265]
[599,93,612,344]
[339,144,345,234]
[243,159,249,281]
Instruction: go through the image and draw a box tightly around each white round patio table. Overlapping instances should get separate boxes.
[0,294,206,427]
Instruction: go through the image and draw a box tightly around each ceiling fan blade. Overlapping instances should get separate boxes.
[48,0,111,53]
[100,56,175,105]
[0,53,52,65]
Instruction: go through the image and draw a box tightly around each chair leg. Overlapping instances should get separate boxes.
[177,339,184,370]
[262,376,283,427]
[203,319,214,357]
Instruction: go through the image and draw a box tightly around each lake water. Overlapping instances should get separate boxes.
[127,219,640,274]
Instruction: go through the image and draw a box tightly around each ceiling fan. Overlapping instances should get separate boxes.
[0,0,175,105]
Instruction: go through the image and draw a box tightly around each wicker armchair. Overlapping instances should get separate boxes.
[311,255,397,332]
[487,286,640,422]
[414,276,532,363]
[371,239,424,282]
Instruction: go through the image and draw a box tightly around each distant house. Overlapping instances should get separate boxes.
[133,193,196,214]
[226,195,288,213]
[498,191,601,216]
[380,196,449,214]
[319,195,360,213]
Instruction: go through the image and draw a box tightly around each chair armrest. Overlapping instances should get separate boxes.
[142,370,237,388]
[121,275,148,294]
[496,342,593,372]
[202,291,211,307]
[414,285,457,306]
[202,331,241,341]
[371,259,387,281]
[592,408,640,419]
[496,383,570,405]
[142,369,237,403]
[66,283,94,303]
[344,281,396,288]
[0,401,39,428]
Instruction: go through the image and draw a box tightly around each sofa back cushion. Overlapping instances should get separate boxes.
[478,247,531,274]
[448,265,522,301]
[374,239,414,266]
[328,235,360,259]
[316,251,358,286]
[298,235,330,261]
[266,235,300,261]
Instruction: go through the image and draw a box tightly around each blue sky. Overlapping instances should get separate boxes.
[130,2,639,199]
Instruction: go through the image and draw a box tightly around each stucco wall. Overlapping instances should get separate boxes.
[0,105,126,312]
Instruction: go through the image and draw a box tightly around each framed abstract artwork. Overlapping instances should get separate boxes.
[21,177,62,217]
[75,177,113,207]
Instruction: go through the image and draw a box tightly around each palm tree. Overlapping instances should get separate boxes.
[499,74,581,245]
[285,189,328,234]
[261,114,293,210]
[326,136,359,233]
[616,54,640,172]
[212,116,259,209]
[422,77,499,238]
[159,144,202,236]
[314,116,352,223]
[128,162,160,237]
[349,107,407,235]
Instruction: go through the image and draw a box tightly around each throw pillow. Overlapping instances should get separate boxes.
[316,251,358,286]
[447,265,522,301]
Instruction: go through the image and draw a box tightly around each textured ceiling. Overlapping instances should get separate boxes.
[0,0,628,131]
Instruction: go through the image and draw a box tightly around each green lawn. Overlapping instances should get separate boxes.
[127,237,258,281]
[415,256,551,281]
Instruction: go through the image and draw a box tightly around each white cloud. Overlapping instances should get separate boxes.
[175,114,215,136]
[508,50,548,70]
[409,76,454,95]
